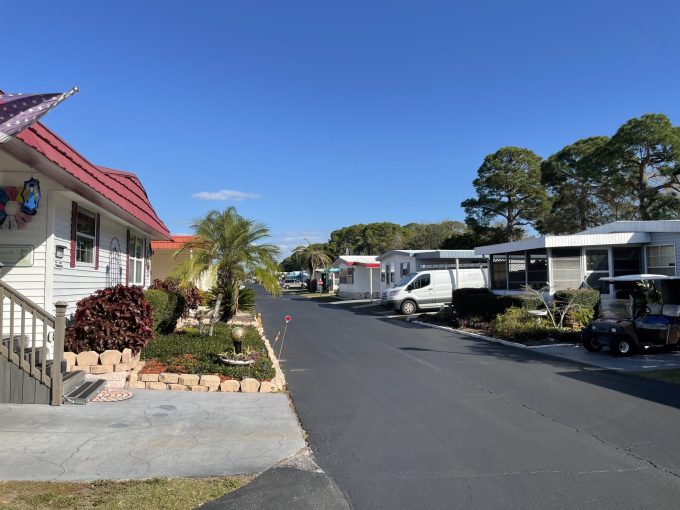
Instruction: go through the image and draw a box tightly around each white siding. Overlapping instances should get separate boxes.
[52,192,150,316]
[338,264,381,299]
[380,253,415,291]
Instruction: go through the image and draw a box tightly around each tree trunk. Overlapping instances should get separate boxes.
[230,283,240,322]
[209,292,223,337]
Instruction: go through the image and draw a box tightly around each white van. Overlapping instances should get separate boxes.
[381,269,486,315]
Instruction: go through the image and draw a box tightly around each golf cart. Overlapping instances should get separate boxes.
[582,274,680,356]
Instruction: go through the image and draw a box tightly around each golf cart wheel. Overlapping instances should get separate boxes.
[611,338,633,357]
[582,333,603,352]
[400,300,417,315]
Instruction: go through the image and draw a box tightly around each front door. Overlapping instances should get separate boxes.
[585,249,610,294]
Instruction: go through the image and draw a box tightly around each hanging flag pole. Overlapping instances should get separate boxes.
[0,86,79,143]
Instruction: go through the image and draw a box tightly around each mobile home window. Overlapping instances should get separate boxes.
[527,251,548,289]
[400,262,410,277]
[339,268,354,285]
[491,255,507,290]
[646,245,676,276]
[129,234,145,285]
[76,208,97,264]
[508,253,527,290]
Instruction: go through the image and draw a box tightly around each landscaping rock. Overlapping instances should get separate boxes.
[146,381,167,390]
[240,378,261,393]
[167,384,188,391]
[76,351,99,367]
[159,373,180,384]
[189,385,209,392]
[140,373,159,382]
[86,372,126,389]
[128,371,139,383]
[114,362,132,372]
[90,364,114,374]
[127,381,146,389]
[121,348,132,363]
[200,375,221,389]
[220,380,240,392]
[99,350,122,365]
[179,374,200,386]
[259,381,275,393]
[63,352,76,367]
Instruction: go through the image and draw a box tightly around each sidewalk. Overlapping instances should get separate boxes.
[0,390,305,481]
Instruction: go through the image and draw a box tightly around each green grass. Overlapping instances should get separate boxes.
[633,369,680,385]
[0,476,249,510]
[141,323,275,381]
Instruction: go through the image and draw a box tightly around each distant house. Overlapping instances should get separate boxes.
[150,235,214,291]
[332,256,381,299]
[0,121,170,316]
[377,249,488,292]
[474,221,680,297]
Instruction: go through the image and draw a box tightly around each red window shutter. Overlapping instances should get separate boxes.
[94,214,101,270]
[125,229,130,286]
[70,202,78,268]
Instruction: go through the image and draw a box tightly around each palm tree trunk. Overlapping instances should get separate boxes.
[230,282,240,321]
[209,292,223,337]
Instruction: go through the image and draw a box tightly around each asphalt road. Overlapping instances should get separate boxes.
[257,289,680,509]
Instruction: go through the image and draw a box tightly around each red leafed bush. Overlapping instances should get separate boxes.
[149,278,203,318]
[65,285,153,354]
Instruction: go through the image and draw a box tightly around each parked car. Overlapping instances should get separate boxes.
[381,269,486,315]
[281,278,305,289]
[582,274,680,356]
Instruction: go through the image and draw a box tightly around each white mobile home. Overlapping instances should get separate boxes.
[0,121,170,317]
[377,249,488,292]
[332,256,381,299]
[474,221,680,298]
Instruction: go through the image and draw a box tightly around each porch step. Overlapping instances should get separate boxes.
[62,370,86,396]
[63,379,106,405]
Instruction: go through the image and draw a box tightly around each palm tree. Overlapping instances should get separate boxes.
[174,207,280,335]
[292,240,333,289]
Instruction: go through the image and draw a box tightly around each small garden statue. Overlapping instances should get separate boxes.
[231,325,245,354]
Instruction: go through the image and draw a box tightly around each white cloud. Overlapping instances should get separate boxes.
[192,189,261,201]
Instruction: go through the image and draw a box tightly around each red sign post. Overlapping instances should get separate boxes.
[284,315,292,323]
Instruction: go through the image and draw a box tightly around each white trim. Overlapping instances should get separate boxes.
[75,205,97,266]
[475,232,651,255]
[44,189,56,311]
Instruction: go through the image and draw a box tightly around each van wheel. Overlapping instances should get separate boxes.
[400,300,417,315]
[284,285,289,289]
[611,338,633,356]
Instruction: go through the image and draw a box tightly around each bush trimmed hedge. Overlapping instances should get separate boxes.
[145,289,185,334]
[491,307,581,344]
[452,288,525,320]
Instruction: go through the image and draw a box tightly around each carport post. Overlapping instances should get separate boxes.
[369,267,373,301]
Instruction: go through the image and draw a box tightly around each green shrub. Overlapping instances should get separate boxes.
[491,307,547,341]
[433,305,459,327]
[65,285,153,354]
[144,289,185,334]
[553,289,600,311]
[141,323,275,380]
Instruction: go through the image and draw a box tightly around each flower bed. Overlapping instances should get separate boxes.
[139,323,275,381]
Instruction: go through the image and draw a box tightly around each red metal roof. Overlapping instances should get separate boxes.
[14,123,170,239]
[151,235,197,250]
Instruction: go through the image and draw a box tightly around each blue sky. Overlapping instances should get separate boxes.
[3,1,680,256]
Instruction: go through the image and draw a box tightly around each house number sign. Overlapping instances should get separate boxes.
[0,244,33,267]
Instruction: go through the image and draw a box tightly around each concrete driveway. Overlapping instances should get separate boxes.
[0,390,305,481]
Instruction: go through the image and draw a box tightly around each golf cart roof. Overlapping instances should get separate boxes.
[601,274,680,282]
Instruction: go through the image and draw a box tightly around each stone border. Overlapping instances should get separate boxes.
[407,319,574,350]
[126,315,286,394]
[63,348,141,374]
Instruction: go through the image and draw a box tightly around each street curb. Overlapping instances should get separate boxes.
[407,319,574,350]
[257,323,287,391]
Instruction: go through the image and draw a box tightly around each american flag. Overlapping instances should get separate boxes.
[0,87,78,143]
